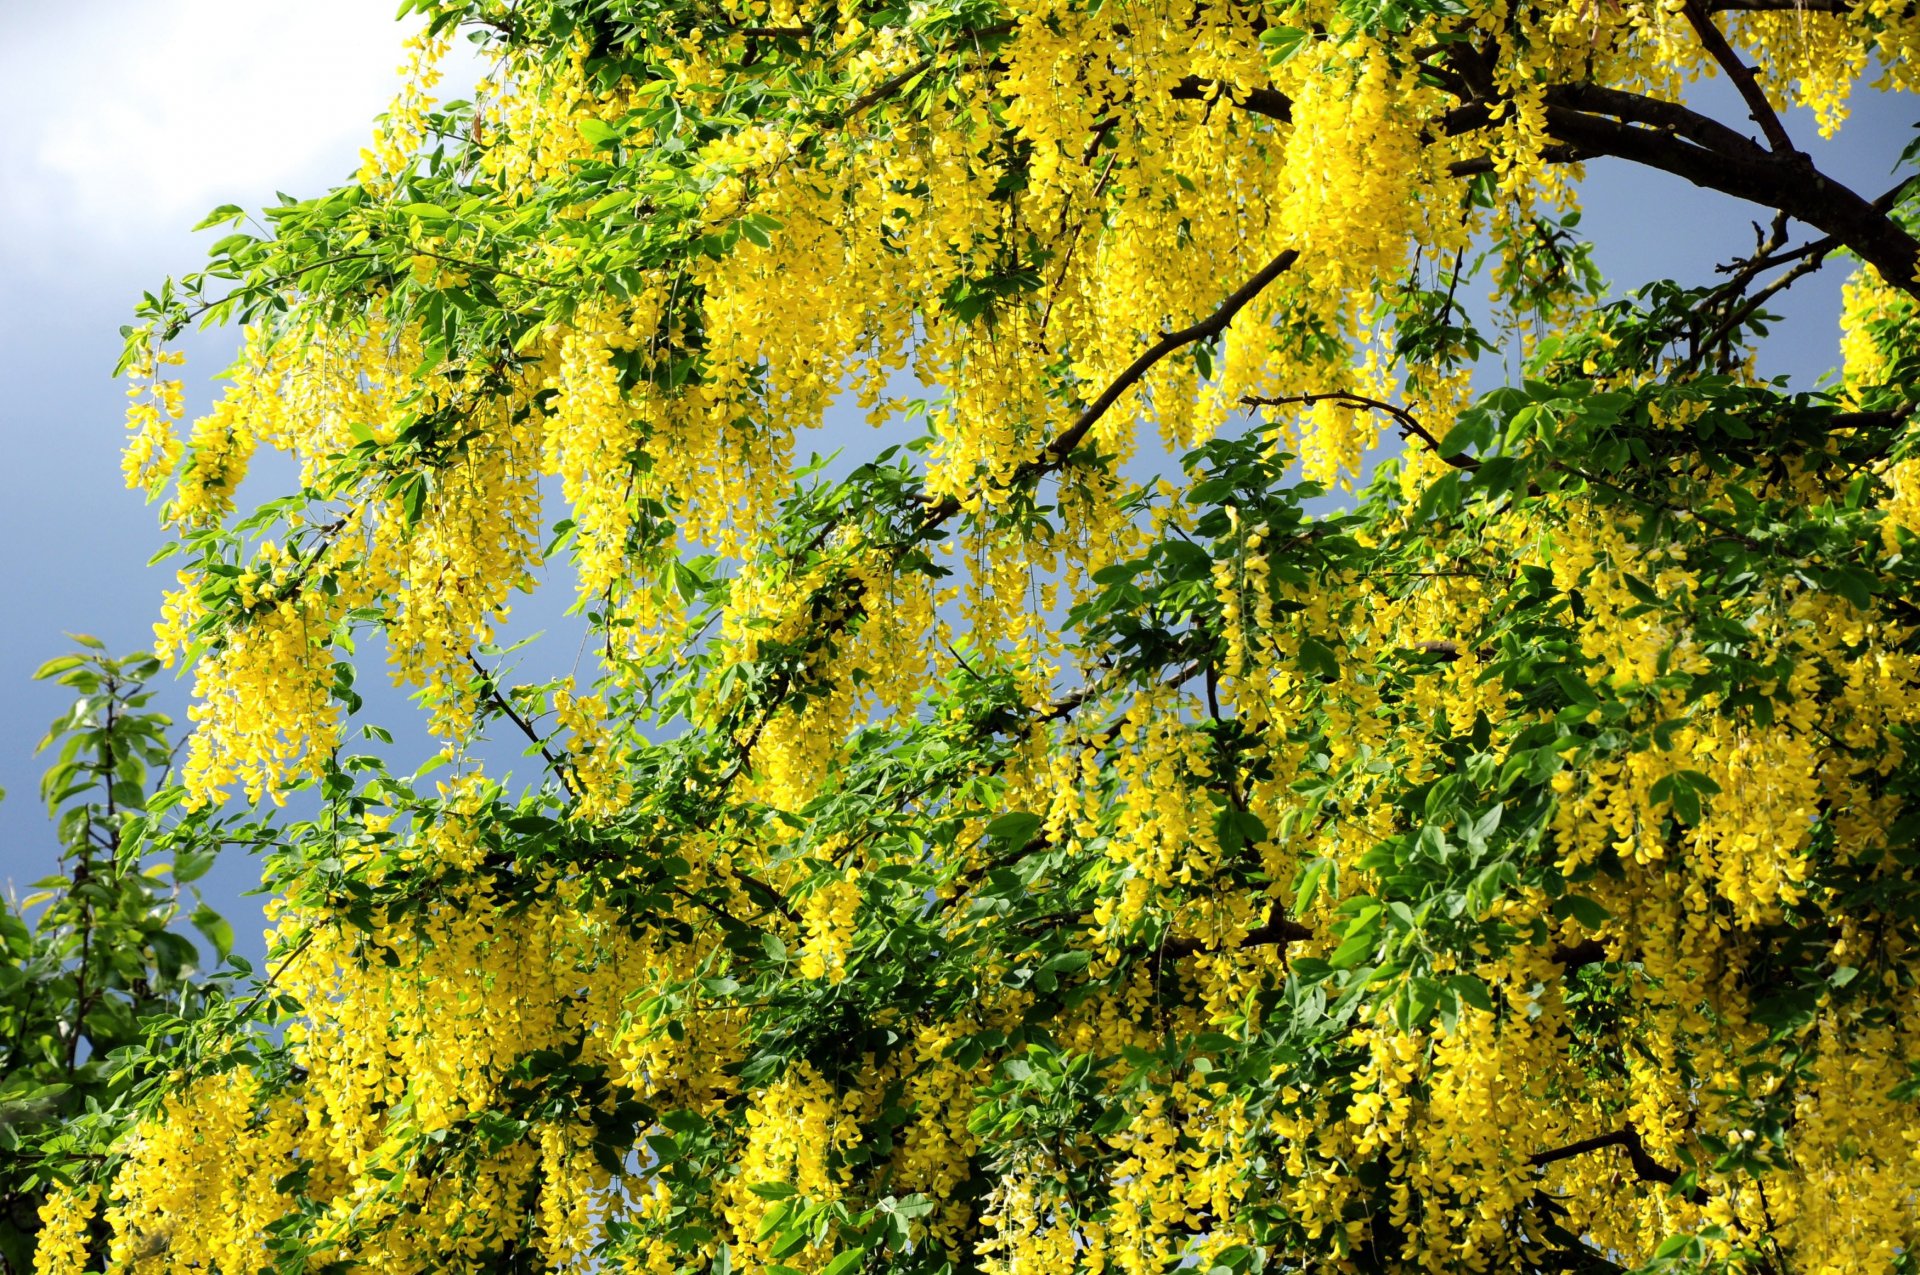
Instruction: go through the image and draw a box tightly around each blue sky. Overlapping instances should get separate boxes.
[0,1,1913,957]
[0,0,445,931]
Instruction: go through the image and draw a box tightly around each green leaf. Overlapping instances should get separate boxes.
[1554,895,1611,930]
[192,203,246,230]
[985,811,1042,848]
[578,117,623,145]
[890,1193,934,1218]
[1328,914,1381,969]
[191,902,234,962]
[1297,637,1340,680]
[1259,24,1309,60]
[32,655,86,681]
[1447,973,1494,1014]
[821,1251,865,1275]
[1293,856,1333,915]
[173,847,218,885]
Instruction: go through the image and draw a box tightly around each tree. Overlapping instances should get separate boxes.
[35,0,1920,1270]
[0,648,227,1274]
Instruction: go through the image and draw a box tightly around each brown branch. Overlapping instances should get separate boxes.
[1681,0,1797,154]
[918,247,1300,526]
[1242,391,1478,471]
[1532,1126,1707,1203]
[1534,92,1920,295]
[906,245,1297,526]
[1170,76,1292,122]
[1833,404,1917,431]
[846,59,932,117]
[1719,211,1804,280]
[731,868,802,924]
[1016,248,1301,485]
[1540,82,1769,158]
[1690,239,1834,372]
[1550,937,1608,970]
[660,881,757,934]
[467,652,576,797]
[1163,900,1312,959]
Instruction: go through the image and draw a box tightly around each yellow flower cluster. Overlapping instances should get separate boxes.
[121,343,186,497]
[31,1184,96,1275]
[797,869,861,983]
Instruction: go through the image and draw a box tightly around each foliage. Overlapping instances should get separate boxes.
[0,648,225,1274]
[38,0,1920,1272]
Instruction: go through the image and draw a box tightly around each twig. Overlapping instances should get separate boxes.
[934,247,1300,523]
[466,651,576,797]
[1242,391,1478,471]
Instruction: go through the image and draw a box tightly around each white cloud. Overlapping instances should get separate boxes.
[0,0,475,264]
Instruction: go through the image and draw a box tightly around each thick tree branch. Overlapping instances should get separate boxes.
[1535,91,1920,295]
[1682,0,1797,153]
[1170,75,1292,122]
[1417,32,1919,296]
[1532,1126,1707,1203]
[1543,82,1770,158]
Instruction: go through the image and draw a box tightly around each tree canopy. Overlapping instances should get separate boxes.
[26,0,1920,1271]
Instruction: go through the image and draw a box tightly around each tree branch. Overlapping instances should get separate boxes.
[1163,899,1312,959]
[1535,90,1919,295]
[1170,76,1292,122]
[1532,1126,1707,1203]
[1704,0,1854,9]
[467,652,576,798]
[1242,391,1478,471]
[1682,0,1797,153]
[1550,937,1609,970]
[1422,31,1918,295]
[1015,250,1300,483]
[917,247,1299,525]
